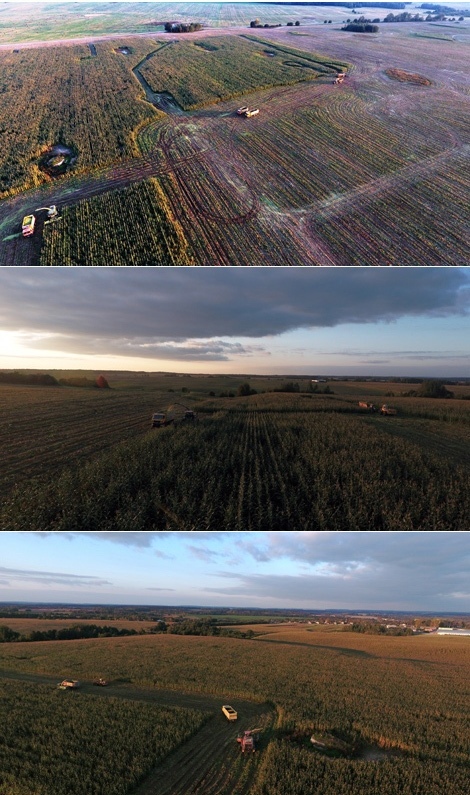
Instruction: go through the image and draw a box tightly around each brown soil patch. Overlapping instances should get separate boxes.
[385,68,432,86]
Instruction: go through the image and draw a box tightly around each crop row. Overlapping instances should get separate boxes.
[312,153,470,265]
[39,178,195,265]
[138,36,342,111]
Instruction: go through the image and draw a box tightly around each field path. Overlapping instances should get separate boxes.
[0,668,275,795]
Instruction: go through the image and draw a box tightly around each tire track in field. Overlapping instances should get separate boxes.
[304,143,470,225]
[0,669,275,795]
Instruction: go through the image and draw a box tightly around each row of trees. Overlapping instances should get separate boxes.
[0,371,57,386]
[0,372,109,388]
[0,623,138,643]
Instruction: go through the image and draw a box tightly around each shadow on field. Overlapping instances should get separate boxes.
[254,638,376,659]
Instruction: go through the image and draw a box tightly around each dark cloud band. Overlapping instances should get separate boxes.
[0,270,468,358]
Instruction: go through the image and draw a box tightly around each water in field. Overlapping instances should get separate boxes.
[358,744,405,761]
[39,144,77,177]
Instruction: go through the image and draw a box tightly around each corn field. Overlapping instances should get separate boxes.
[1,405,468,531]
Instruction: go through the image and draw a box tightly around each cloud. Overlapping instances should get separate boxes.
[146,587,176,591]
[223,532,470,609]
[188,545,222,562]
[36,531,159,547]
[0,566,111,588]
[0,269,468,361]
[30,337,268,361]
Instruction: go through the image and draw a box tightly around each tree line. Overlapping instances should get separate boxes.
[0,624,138,643]
[0,372,109,388]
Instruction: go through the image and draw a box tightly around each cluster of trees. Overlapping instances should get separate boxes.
[383,12,424,21]
[165,618,255,638]
[345,622,414,636]
[238,382,258,397]
[164,22,202,32]
[342,20,379,31]
[250,19,283,28]
[421,4,469,17]
[402,380,454,399]
[59,375,110,389]
[0,371,57,386]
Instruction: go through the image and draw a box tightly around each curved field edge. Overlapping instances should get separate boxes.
[0,35,345,200]
[1,26,468,265]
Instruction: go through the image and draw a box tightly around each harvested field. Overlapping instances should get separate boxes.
[0,23,469,264]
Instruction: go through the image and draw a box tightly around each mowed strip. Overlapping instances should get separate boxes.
[360,415,470,467]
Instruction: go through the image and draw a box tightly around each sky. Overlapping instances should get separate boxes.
[1,268,469,377]
[1,531,469,612]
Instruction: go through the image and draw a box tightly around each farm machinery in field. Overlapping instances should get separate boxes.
[237,728,261,753]
[358,401,377,412]
[236,106,259,117]
[21,205,60,237]
[151,403,197,428]
[380,404,398,416]
[358,402,398,416]
[57,680,80,690]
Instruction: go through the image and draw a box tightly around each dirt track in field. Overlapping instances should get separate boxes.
[0,669,276,795]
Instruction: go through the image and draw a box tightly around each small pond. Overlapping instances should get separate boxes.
[39,144,77,177]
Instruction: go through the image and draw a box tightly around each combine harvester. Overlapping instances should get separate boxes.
[57,679,80,690]
[237,728,262,753]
